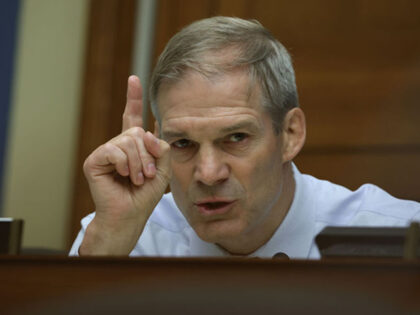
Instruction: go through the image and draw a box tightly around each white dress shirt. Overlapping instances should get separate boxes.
[70,164,420,259]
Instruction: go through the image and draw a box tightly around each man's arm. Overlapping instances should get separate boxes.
[79,76,171,255]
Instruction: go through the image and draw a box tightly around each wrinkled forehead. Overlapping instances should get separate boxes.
[155,68,263,120]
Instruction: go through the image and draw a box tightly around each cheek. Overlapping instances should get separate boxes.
[169,161,194,207]
[169,166,192,219]
[240,146,284,205]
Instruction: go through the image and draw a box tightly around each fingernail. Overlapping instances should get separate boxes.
[137,172,144,185]
[147,163,156,176]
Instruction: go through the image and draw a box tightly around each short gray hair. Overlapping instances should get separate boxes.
[149,16,299,132]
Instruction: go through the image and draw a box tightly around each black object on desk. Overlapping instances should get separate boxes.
[316,222,420,259]
[0,218,24,254]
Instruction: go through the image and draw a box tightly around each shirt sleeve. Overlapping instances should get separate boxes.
[68,212,95,256]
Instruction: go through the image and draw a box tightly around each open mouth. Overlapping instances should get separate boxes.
[198,201,231,210]
[194,200,235,215]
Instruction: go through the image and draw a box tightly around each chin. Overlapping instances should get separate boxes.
[193,219,247,244]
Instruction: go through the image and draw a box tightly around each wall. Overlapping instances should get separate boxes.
[3,0,88,250]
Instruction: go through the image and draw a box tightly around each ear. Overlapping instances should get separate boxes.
[153,120,160,138]
[281,108,306,162]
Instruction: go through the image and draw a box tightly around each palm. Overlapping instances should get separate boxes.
[91,168,168,220]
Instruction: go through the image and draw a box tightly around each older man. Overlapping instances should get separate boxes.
[70,17,420,258]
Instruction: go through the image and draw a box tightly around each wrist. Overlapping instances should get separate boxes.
[79,216,142,256]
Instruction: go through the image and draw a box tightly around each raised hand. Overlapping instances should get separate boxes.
[80,76,171,255]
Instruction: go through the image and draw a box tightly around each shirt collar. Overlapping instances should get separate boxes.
[250,163,316,259]
[187,163,316,259]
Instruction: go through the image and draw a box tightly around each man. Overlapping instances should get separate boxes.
[70,17,420,258]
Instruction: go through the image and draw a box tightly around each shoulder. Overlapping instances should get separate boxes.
[300,173,420,226]
[348,183,420,225]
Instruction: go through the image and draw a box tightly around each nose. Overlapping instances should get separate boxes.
[194,145,229,186]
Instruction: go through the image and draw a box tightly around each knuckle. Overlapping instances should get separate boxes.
[116,135,135,148]
[102,142,115,152]
[127,126,144,137]
[122,112,130,121]
[101,142,126,164]
[139,146,153,161]
[83,150,100,177]
[83,156,91,174]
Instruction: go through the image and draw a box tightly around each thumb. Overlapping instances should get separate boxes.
[155,138,172,184]
[143,131,172,184]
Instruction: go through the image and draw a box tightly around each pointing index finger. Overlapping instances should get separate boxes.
[122,75,143,132]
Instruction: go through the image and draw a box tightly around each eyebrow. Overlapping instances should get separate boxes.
[161,130,187,140]
[162,120,260,140]
[219,120,260,134]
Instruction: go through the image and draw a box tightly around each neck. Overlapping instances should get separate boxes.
[217,162,296,255]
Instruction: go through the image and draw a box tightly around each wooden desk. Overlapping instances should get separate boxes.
[1,257,419,314]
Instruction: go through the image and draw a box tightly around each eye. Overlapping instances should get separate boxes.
[228,133,248,143]
[172,139,193,149]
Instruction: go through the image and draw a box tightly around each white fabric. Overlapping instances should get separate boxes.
[69,164,420,259]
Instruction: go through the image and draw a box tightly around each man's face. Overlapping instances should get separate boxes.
[158,70,291,253]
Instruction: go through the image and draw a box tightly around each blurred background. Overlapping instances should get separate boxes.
[1,0,419,253]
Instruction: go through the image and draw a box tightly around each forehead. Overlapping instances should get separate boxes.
[156,70,268,136]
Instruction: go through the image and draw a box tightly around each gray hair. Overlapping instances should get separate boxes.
[149,16,299,132]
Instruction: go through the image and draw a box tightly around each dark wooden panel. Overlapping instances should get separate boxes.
[216,0,255,18]
[1,257,420,313]
[69,0,137,246]
[299,69,420,147]
[246,1,420,147]
[295,149,420,201]
[154,0,215,59]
